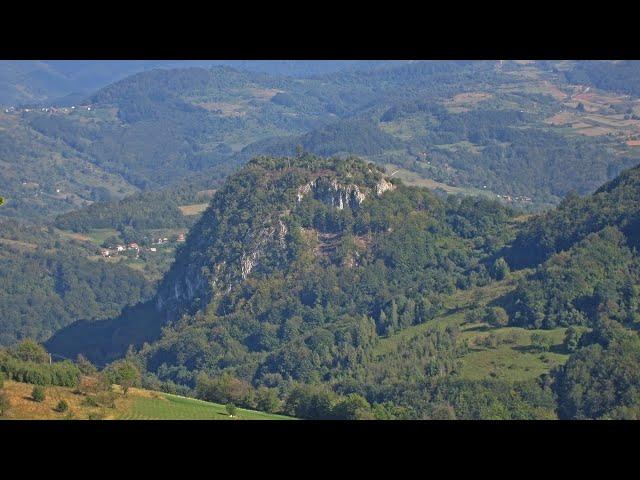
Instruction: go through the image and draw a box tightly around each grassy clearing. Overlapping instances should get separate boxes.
[456,325,568,381]
[373,271,572,381]
[179,203,209,216]
[384,163,492,197]
[0,381,292,420]
[0,237,38,251]
[0,380,123,420]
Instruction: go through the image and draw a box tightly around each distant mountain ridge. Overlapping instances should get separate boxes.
[0,60,413,107]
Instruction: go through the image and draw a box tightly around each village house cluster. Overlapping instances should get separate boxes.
[496,193,532,203]
[4,105,93,114]
[100,233,185,258]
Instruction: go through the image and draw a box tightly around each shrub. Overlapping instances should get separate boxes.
[32,385,46,402]
[0,351,80,388]
[55,400,69,413]
[480,333,499,349]
[76,354,97,375]
[492,257,510,281]
[225,403,237,417]
[103,360,141,396]
[14,340,49,364]
[0,372,4,389]
[563,326,583,353]
[531,333,553,352]
[82,396,99,407]
[486,307,509,327]
[95,391,118,409]
[255,387,281,414]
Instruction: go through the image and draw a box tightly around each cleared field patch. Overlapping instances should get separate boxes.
[0,380,129,420]
[444,92,493,112]
[575,126,614,136]
[58,228,122,246]
[539,81,568,101]
[457,326,569,381]
[544,111,576,126]
[196,189,216,200]
[195,102,246,117]
[0,238,38,251]
[379,114,430,141]
[179,203,209,216]
[56,229,93,243]
[247,87,283,100]
[436,141,483,154]
[373,273,528,357]
[371,271,570,382]
[384,163,490,196]
[583,114,640,129]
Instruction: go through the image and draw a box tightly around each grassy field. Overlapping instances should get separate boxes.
[456,325,568,381]
[0,381,292,420]
[118,392,292,420]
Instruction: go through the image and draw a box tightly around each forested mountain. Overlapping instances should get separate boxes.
[505,164,640,268]
[45,155,640,419]
[47,155,510,357]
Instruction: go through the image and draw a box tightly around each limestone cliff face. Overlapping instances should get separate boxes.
[154,159,395,322]
[155,215,289,315]
[297,176,394,209]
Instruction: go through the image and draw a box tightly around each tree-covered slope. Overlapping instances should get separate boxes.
[0,219,154,346]
[504,163,640,269]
